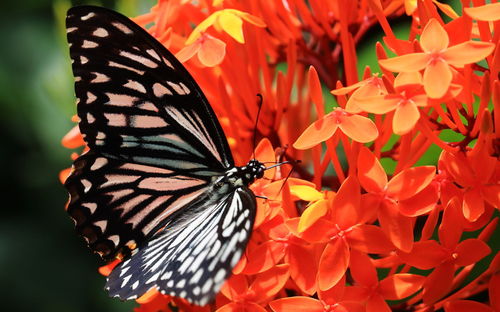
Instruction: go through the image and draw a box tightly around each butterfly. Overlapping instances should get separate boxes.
[64,5,268,306]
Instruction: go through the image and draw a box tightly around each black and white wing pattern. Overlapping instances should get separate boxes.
[64,5,266,306]
[106,188,256,305]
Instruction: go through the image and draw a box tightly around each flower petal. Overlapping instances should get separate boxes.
[333,176,361,228]
[338,114,379,143]
[353,94,399,114]
[420,19,449,52]
[399,183,439,217]
[290,185,324,201]
[255,138,276,179]
[454,239,491,266]
[347,224,394,254]
[366,294,391,312]
[218,11,244,43]
[379,274,425,300]
[398,240,447,269]
[423,60,452,99]
[394,71,422,88]
[393,101,420,135]
[298,199,329,232]
[423,261,455,304]
[62,125,85,148]
[288,243,319,295]
[293,113,339,149]
[463,187,485,221]
[464,2,500,21]
[175,41,201,63]
[318,238,350,291]
[378,53,429,72]
[269,297,323,312]
[378,201,414,252]
[357,146,388,193]
[445,300,494,312]
[438,197,463,248]
[386,166,436,201]
[198,35,226,67]
[242,241,286,274]
[349,249,378,286]
[442,41,495,67]
[249,264,290,302]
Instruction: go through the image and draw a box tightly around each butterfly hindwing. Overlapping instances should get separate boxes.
[105,188,256,305]
[66,5,233,172]
[65,150,215,259]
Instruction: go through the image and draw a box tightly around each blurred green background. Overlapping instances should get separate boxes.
[0,1,152,311]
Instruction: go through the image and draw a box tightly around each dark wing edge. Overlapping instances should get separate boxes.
[105,187,256,305]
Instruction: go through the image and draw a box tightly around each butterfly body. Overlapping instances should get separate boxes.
[64,5,266,306]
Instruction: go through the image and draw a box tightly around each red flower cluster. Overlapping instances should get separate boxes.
[62,0,499,311]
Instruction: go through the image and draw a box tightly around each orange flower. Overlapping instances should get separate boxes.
[439,149,500,222]
[379,18,495,98]
[357,147,438,252]
[399,198,491,304]
[176,33,226,67]
[348,249,425,311]
[353,72,428,135]
[297,177,393,290]
[269,276,364,312]
[217,265,289,311]
[293,107,379,149]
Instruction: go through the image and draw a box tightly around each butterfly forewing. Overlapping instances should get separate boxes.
[105,188,256,305]
[66,6,233,171]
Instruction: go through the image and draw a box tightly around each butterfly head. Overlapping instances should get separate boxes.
[236,159,265,186]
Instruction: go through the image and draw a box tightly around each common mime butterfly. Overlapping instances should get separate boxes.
[64,5,267,305]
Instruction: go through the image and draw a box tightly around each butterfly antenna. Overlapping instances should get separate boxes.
[274,160,301,197]
[252,94,264,160]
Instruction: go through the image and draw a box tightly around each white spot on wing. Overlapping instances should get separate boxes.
[109,235,120,246]
[82,202,97,213]
[131,280,139,290]
[109,61,144,75]
[67,27,77,33]
[91,72,109,83]
[153,83,172,97]
[146,49,161,61]
[112,22,133,34]
[87,91,97,104]
[86,112,95,124]
[81,179,91,192]
[120,275,132,288]
[90,157,107,170]
[124,80,146,93]
[119,51,158,68]
[167,81,186,95]
[93,28,109,37]
[82,40,98,48]
[105,93,137,107]
[94,220,107,232]
[80,56,88,64]
[80,12,95,20]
